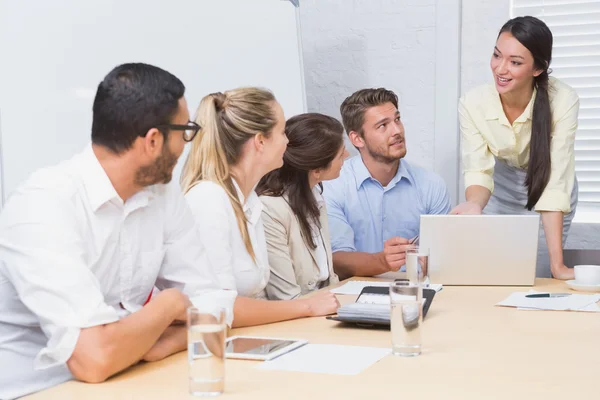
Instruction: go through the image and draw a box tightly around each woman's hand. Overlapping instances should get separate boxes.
[450,201,483,215]
[551,264,575,280]
[301,292,340,317]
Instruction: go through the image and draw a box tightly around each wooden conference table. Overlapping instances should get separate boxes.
[27,278,600,400]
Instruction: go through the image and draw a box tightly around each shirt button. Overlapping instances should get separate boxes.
[308,280,315,287]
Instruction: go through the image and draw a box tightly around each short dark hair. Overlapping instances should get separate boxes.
[256,113,345,249]
[339,88,398,137]
[91,63,185,153]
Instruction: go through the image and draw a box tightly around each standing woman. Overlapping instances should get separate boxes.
[181,88,339,328]
[452,16,580,279]
[256,113,349,300]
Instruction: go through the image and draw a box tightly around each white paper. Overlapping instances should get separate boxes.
[256,344,391,375]
[356,293,391,305]
[330,280,443,295]
[496,291,600,312]
[578,302,600,312]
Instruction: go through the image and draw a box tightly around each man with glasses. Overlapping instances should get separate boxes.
[0,63,235,399]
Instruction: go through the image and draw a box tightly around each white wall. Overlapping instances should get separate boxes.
[299,0,438,170]
[0,0,306,206]
[298,0,460,204]
[460,0,510,95]
[299,0,600,251]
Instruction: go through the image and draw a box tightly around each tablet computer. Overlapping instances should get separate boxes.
[225,336,308,361]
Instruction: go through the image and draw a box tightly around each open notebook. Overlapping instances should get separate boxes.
[327,286,437,328]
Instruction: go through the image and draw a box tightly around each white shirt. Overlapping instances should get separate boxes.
[311,187,329,282]
[185,179,270,298]
[0,146,236,400]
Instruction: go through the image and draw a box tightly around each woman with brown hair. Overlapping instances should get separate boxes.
[257,113,349,300]
[452,16,580,279]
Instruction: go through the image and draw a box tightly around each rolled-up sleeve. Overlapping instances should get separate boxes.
[534,90,579,213]
[459,96,495,193]
[322,180,356,253]
[0,192,119,370]
[161,183,236,326]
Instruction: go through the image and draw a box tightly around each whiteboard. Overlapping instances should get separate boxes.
[0,0,306,208]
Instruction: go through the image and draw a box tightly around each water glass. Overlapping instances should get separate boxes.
[187,306,227,397]
[406,246,430,286]
[389,281,423,356]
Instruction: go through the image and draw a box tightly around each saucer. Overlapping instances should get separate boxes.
[565,280,600,293]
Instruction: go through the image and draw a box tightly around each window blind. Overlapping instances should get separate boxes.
[512,0,600,207]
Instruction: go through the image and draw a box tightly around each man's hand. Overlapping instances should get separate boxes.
[450,201,483,215]
[381,237,415,271]
[153,288,192,323]
[142,325,187,362]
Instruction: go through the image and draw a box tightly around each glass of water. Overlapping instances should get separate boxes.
[406,246,430,286]
[187,306,226,397]
[389,281,423,357]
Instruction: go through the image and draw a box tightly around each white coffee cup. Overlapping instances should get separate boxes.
[574,265,600,285]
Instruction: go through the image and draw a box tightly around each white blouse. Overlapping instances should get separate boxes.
[311,187,329,282]
[185,179,270,298]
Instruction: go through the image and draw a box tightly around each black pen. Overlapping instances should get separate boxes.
[525,293,571,298]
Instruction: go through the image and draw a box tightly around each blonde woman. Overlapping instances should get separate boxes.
[181,88,340,328]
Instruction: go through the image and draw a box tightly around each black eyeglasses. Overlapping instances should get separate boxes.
[156,121,201,142]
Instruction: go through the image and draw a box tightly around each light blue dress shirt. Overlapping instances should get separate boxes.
[323,156,451,254]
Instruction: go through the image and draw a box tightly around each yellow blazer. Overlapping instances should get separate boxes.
[259,195,339,300]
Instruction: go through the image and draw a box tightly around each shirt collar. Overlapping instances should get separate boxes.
[484,84,536,124]
[312,185,325,209]
[352,155,412,190]
[79,145,121,212]
[232,178,262,225]
[80,144,155,212]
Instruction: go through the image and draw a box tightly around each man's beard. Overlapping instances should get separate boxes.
[135,144,179,187]
[364,141,405,164]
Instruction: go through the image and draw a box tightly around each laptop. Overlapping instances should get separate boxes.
[419,215,539,286]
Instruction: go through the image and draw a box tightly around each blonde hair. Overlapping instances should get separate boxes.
[181,87,277,261]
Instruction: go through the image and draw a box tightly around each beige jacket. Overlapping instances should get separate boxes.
[259,195,339,300]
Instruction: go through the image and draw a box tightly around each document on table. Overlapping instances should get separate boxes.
[256,344,391,375]
[496,291,600,312]
[330,280,443,295]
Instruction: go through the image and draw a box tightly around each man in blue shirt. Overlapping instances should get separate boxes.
[323,88,451,279]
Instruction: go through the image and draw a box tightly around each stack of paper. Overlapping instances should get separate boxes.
[496,291,600,312]
[336,296,428,322]
[337,303,390,322]
[330,280,443,295]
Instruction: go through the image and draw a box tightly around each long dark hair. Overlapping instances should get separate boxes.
[256,113,345,249]
[499,16,553,210]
